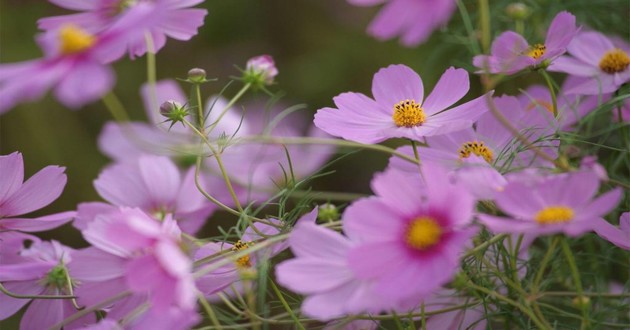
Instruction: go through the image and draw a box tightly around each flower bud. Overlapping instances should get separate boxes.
[243,55,278,88]
[318,203,340,222]
[506,3,530,20]
[187,68,207,83]
[159,100,188,128]
[571,296,590,309]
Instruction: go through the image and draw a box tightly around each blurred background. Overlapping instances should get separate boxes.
[0,0,628,243]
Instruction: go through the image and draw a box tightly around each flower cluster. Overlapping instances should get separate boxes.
[1,1,628,330]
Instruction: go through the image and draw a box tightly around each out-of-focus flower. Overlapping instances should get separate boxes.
[70,208,198,328]
[478,170,622,237]
[0,239,96,329]
[196,209,316,297]
[593,212,629,250]
[342,163,477,306]
[243,55,278,87]
[348,0,456,46]
[473,11,578,74]
[323,319,379,330]
[276,211,393,321]
[0,4,158,113]
[549,31,630,95]
[0,152,74,232]
[75,155,215,234]
[38,0,207,58]
[314,65,491,144]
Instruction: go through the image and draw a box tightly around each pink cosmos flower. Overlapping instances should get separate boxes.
[0,4,158,113]
[478,170,622,237]
[549,31,630,95]
[245,55,278,86]
[39,0,207,58]
[0,239,96,329]
[70,207,198,327]
[275,211,395,321]
[593,213,629,250]
[348,0,457,46]
[83,155,216,234]
[0,152,74,232]
[343,163,477,304]
[473,11,578,74]
[323,319,379,330]
[314,65,491,144]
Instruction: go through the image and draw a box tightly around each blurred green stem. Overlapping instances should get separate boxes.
[540,70,558,117]
[102,92,129,121]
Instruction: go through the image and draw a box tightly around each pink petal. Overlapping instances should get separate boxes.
[0,152,24,204]
[48,0,97,10]
[548,56,599,76]
[275,259,353,294]
[0,211,75,232]
[347,241,407,279]
[544,11,578,51]
[422,67,470,115]
[0,281,44,320]
[371,64,424,109]
[159,9,207,40]
[1,165,66,217]
[138,156,181,207]
[342,197,405,242]
[288,221,351,259]
[55,63,114,109]
[567,32,613,66]
[69,247,126,281]
[21,296,64,330]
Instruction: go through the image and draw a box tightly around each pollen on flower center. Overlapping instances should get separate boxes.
[599,48,630,74]
[527,44,546,60]
[232,240,252,268]
[458,141,494,163]
[405,216,442,250]
[392,99,426,128]
[59,25,96,55]
[534,206,574,224]
[526,99,554,113]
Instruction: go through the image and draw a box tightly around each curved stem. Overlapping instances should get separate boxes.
[50,291,132,329]
[540,70,558,117]
[198,291,223,330]
[270,280,305,330]
[0,282,75,300]
[560,237,589,328]
[102,92,129,122]
[207,83,251,133]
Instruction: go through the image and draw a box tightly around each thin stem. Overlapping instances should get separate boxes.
[270,280,305,330]
[560,237,589,328]
[102,92,129,122]
[63,268,82,310]
[207,83,251,133]
[540,70,558,117]
[532,237,560,292]
[198,292,223,330]
[196,84,205,131]
[478,0,491,53]
[0,282,75,300]
[145,32,158,118]
[420,302,427,330]
[411,140,421,162]
[50,291,132,330]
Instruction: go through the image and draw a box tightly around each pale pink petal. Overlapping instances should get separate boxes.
[276,259,353,294]
[422,67,469,115]
[55,63,114,109]
[0,152,24,204]
[48,0,98,10]
[342,198,405,242]
[69,247,126,281]
[347,241,407,279]
[0,165,66,217]
[544,11,578,51]
[0,211,75,232]
[0,281,44,320]
[138,156,181,207]
[159,9,207,40]
[567,32,613,66]
[371,64,424,109]
[289,222,351,259]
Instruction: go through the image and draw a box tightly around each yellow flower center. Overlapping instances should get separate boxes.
[526,99,554,113]
[534,206,574,224]
[527,44,546,60]
[405,216,442,250]
[599,48,630,74]
[458,141,493,163]
[59,25,96,55]
[231,240,252,268]
[392,99,426,128]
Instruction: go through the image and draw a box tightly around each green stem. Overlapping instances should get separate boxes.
[478,0,491,53]
[540,70,558,117]
[102,92,129,122]
[50,291,131,330]
[0,282,75,299]
[270,280,305,330]
[420,302,427,330]
[145,32,158,118]
[532,237,560,292]
[560,237,589,328]
[195,84,205,131]
[207,83,251,133]
[197,292,223,330]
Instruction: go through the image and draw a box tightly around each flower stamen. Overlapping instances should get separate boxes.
[405,216,442,250]
[534,206,574,224]
[599,49,630,74]
[458,141,494,163]
[59,25,96,55]
[392,99,426,127]
[527,44,546,60]
[231,240,252,268]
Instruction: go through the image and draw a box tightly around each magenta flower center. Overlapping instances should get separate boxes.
[534,206,574,224]
[405,216,442,250]
[458,141,494,163]
[599,49,630,74]
[392,99,426,127]
[59,25,96,55]
[232,240,252,268]
[526,44,546,60]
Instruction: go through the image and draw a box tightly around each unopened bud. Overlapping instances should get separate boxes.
[243,55,278,88]
[571,296,590,309]
[318,203,339,222]
[506,3,530,20]
[159,100,188,128]
[187,68,207,83]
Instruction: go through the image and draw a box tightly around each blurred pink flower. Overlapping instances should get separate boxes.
[593,212,629,250]
[348,0,456,46]
[0,152,74,232]
[245,55,278,86]
[549,31,630,95]
[473,11,578,74]
[0,4,158,113]
[479,170,622,237]
[39,0,207,58]
[314,64,491,144]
